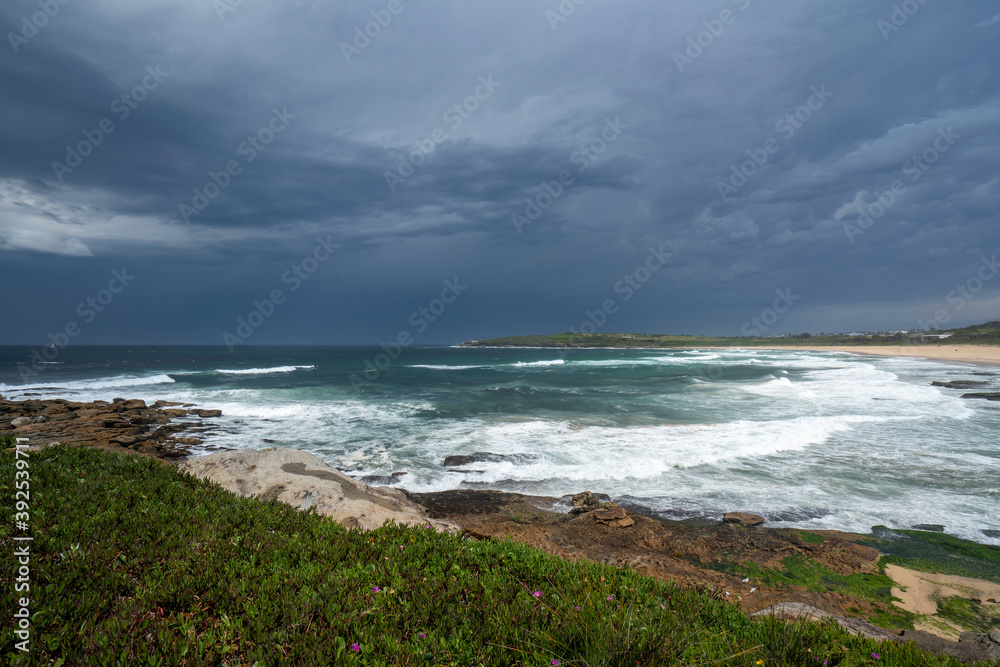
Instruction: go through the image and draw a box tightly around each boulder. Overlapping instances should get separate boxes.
[961,392,1000,401]
[189,408,223,418]
[932,380,989,389]
[591,505,634,528]
[443,451,540,467]
[179,447,457,532]
[11,417,31,428]
[572,491,602,508]
[723,512,765,526]
[911,523,945,532]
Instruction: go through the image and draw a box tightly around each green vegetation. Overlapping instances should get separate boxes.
[948,320,1000,345]
[797,531,826,545]
[724,556,914,630]
[936,597,1000,634]
[863,526,1000,584]
[1,446,992,665]
[464,321,1000,348]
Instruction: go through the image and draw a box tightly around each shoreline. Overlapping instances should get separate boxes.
[5,395,999,654]
[735,344,1000,368]
[461,342,1000,367]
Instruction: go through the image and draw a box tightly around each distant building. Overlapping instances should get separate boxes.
[915,333,953,342]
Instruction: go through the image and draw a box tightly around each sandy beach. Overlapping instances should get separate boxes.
[885,564,1000,638]
[749,345,1000,367]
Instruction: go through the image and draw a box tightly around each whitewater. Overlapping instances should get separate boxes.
[2,345,997,545]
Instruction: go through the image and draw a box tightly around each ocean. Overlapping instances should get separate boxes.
[2,345,998,545]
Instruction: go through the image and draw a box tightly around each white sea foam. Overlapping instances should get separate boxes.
[215,365,316,375]
[408,359,566,371]
[0,373,176,393]
[511,359,566,367]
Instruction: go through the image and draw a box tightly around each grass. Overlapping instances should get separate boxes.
[798,531,826,545]
[736,556,898,605]
[722,556,916,631]
[935,597,1000,634]
[2,443,996,666]
[862,526,1000,584]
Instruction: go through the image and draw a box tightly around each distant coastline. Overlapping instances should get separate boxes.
[735,344,1000,368]
[459,321,1000,366]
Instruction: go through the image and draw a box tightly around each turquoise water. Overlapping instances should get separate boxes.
[2,345,998,544]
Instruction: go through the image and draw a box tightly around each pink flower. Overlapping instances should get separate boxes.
[606,595,614,601]
[871,653,879,660]
[552,660,560,665]
[350,642,360,652]
[574,605,580,610]
[533,591,542,598]
[418,632,426,639]
[373,586,380,593]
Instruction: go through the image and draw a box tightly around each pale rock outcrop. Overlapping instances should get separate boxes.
[179,447,458,532]
[723,512,765,526]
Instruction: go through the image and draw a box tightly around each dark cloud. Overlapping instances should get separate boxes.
[1,0,998,344]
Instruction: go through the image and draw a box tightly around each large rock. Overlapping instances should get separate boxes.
[179,447,458,532]
[189,408,223,418]
[723,512,765,526]
[932,380,988,389]
[591,505,635,528]
[572,491,602,508]
[961,392,1000,401]
[443,451,540,467]
[0,396,219,459]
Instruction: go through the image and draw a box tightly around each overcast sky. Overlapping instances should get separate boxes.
[2,0,998,345]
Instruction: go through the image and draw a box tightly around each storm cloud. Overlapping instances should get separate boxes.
[1,0,998,344]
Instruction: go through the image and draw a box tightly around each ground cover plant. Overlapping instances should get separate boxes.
[862,526,1000,584]
[2,444,995,665]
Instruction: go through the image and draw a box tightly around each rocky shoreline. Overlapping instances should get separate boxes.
[0,395,227,459]
[3,395,998,662]
[404,488,999,662]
